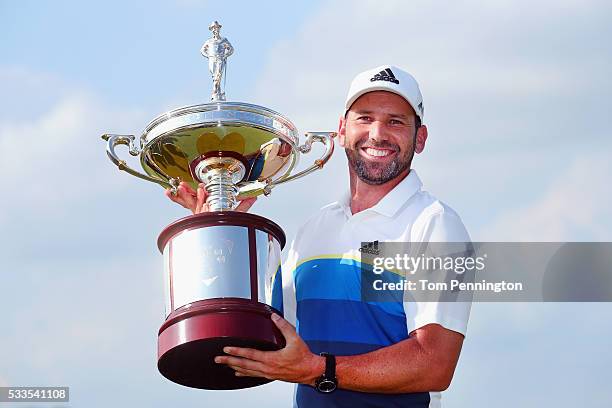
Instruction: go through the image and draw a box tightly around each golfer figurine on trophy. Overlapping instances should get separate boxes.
[201,21,234,102]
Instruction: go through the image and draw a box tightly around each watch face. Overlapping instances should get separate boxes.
[317,379,337,393]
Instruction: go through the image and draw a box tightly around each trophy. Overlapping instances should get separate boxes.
[101,21,335,390]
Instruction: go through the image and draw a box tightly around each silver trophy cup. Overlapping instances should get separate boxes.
[102,21,335,390]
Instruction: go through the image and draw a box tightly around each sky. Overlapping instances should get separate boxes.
[1,0,611,407]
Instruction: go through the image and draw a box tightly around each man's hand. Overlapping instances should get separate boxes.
[214,314,324,385]
[165,181,256,214]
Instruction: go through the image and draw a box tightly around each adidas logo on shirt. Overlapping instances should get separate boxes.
[359,240,380,255]
[370,68,400,84]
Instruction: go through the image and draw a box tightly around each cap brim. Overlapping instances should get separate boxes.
[344,86,421,120]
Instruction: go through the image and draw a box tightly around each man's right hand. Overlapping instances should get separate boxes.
[165,181,256,214]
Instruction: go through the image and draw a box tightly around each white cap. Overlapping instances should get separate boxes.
[344,65,424,122]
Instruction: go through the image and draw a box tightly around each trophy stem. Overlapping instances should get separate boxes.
[204,168,239,211]
[193,156,246,211]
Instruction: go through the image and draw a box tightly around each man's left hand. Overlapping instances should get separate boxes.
[214,313,323,385]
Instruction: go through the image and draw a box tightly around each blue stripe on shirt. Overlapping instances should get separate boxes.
[294,258,406,318]
[297,298,408,346]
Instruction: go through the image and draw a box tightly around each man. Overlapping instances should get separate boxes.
[167,65,471,407]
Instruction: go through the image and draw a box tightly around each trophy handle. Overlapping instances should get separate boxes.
[265,131,336,194]
[101,134,179,193]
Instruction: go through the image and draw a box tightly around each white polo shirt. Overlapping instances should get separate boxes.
[275,169,471,408]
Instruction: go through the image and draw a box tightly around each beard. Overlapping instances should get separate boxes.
[345,139,414,185]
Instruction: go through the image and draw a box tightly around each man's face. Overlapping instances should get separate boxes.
[339,91,422,185]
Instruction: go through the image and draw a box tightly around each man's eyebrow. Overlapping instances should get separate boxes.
[351,110,414,121]
[389,113,411,119]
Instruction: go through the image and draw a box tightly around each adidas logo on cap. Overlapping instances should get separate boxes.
[345,65,424,121]
[370,68,399,84]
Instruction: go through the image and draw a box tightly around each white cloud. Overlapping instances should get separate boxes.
[478,152,612,240]
[0,67,152,226]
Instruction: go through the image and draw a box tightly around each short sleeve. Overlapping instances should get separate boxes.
[404,208,473,336]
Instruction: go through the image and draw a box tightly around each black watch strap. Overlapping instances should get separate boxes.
[315,352,337,393]
[323,352,335,379]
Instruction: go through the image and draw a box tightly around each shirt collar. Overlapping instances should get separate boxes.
[337,169,423,218]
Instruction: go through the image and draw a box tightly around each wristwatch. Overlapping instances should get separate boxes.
[315,352,338,393]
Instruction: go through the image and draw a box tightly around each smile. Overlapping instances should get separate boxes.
[362,147,396,158]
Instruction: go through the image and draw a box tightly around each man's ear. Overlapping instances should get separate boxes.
[338,115,347,147]
[414,125,428,154]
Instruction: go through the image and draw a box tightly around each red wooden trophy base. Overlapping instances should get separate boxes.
[157,298,285,389]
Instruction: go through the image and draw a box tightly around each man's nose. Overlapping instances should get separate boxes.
[368,121,387,142]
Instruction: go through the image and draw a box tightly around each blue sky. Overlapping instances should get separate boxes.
[1,0,611,407]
